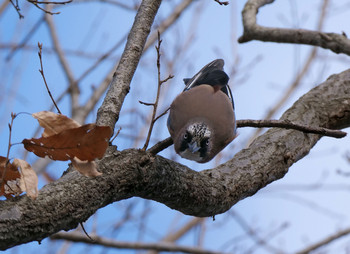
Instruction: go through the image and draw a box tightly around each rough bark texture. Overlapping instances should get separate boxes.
[0,69,349,250]
[96,0,162,129]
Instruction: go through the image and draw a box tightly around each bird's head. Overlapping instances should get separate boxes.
[176,122,213,163]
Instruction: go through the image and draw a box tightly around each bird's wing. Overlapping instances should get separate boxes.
[183,59,234,110]
[183,59,225,91]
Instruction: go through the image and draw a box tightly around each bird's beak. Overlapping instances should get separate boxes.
[188,142,200,153]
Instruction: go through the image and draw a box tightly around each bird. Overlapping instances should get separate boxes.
[167,59,237,163]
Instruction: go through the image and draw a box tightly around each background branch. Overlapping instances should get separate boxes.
[238,0,350,56]
[50,232,223,254]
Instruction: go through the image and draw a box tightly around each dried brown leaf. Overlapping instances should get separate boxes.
[23,124,112,161]
[32,111,80,137]
[0,156,22,198]
[71,157,102,177]
[13,159,38,199]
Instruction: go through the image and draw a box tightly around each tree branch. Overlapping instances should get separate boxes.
[50,233,222,254]
[296,227,350,254]
[237,119,346,138]
[50,232,222,254]
[0,69,349,250]
[147,119,346,155]
[96,0,162,129]
[238,0,350,56]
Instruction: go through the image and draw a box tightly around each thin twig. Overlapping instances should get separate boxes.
[28,0,72,4]
[45,11,78,114]
[139,101,155,106]
[37,42,61,114]
[237,119,346,138]
[27,0,72,15]
[154,107,170,122]
[110,127,122,144]
[0,113,17,191]
[50,232,224,254]
[214,0,229,6]
[230,210,284,254]
[9,0,23,18]
[147,119,346,155]
[296,227,350,254]
[147,137,173,155]
[142,32,173,151]
[6,17,45,61]
[79,223,94,242]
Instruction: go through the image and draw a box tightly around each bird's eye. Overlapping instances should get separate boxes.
[201,138,209,148]
[184,133,188,140]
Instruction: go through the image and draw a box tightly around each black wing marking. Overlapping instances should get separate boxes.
[183,59,235,110]
[183,59,225,91]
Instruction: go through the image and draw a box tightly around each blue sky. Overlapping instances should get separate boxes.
[1,0,350,253]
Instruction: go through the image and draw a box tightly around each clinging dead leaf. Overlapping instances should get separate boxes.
[32,111,80,137]
[0,156,22,198]
[71,157,102,177]
[13,159,38,199]
[23,124,112,161]
[25,111,111,177]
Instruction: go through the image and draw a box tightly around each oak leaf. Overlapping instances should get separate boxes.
[24,111,112,176]
[23,123,112,161]
[71,158,102,177]
[32,111,80,137]
[0,156,22,198]
[13,159,38,199]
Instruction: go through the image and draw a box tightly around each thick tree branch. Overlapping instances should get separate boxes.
[238,0,350,56]
[96,0,162,129]
[0,69,349,250]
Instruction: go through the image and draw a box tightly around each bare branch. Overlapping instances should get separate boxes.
[246,0,329,142]
[6,17,45,61]
[27,0,72,15]
[214,0,229,6]
[50,232,224,254]
[139,101,155,106]
[0,1,10,16]
[148,118,346,156]
[45,10,78,115]
[143,33,173,150]
[154,107,170,122]
[238,0,350,56]
[237,119,346,138]
[230,210,284,254]
[9,0,23,18]
[96,0,162,129]
[148,137,173,155]
[37,42,61,114]
[0,113,17,191]
[296,227,350,254]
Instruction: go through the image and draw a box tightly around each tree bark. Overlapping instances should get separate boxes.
[0,68,349,250]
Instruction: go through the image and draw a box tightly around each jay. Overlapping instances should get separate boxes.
[167,59,237,163]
